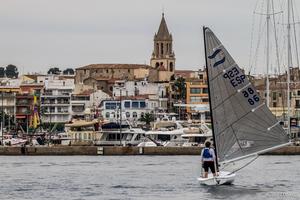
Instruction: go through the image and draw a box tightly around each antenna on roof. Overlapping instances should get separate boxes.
[162,5,165,16]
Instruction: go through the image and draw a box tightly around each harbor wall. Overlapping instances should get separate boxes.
[0,145,299,156]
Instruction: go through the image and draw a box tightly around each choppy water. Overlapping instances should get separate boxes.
[0,155,299,200]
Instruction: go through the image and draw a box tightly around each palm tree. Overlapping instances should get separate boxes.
[139,113,154,130]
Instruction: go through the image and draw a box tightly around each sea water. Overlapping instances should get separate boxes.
[0,155,299,200]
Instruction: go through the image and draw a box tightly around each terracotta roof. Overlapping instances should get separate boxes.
[77,64,152,70]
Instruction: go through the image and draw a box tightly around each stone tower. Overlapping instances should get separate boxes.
[151,13,175,81]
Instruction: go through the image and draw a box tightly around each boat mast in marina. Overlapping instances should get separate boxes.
[287,0,291,136]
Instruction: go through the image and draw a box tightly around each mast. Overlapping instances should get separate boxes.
[203,26,218,167]
[266,0,270,107]
[287,0,291,136]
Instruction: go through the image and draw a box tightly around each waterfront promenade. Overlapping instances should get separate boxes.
[0,145,299,156]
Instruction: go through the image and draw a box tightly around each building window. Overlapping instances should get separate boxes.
[298,90,300,96]
[106,69,109,73]
[190,88,201,94]
[199,74,204,79]
[202,98,209,102]
[169,62,173,72]
[132,101,139,108]
[272,92,276,100]
[133,112,137,118]
[126,112,130,118]
[202,88,208,94]
[296,100,300,108]
[141,112,144,118]
[140,101,146,108]
[273,102,277,107]
[124,101,131,108]
[105,102,120,110]
[190,96,201,103]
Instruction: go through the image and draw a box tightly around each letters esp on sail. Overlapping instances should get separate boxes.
[203,27,289,163]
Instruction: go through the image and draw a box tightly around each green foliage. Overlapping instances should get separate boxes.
[172,76,186,100]
[0,67,5,78]
[5,64,19,78]
[63,68,74,75]
[139,113,154,125]
[47,67,61,75]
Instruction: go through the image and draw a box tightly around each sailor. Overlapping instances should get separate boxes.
[201,141,216,178]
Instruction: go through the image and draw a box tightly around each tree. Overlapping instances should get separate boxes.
[0,67,5,78]
[172,76,186,100]
[63,68,74,75]
[47,67,61,75]
[139,113,154,130]
[5,64,19,78]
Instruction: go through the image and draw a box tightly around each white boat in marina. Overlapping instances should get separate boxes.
[65,119,102,145]
[96,120,145,146]
[197,27,290,185]
[2,135,27,146]
[181,123,213,147]
[142,118,185,147]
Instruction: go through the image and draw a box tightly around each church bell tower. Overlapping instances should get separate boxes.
[150,13,175,79]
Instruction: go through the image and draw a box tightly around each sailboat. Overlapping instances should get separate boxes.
[197,27,291,185]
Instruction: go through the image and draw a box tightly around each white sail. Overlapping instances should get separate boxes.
[203,27,289,165]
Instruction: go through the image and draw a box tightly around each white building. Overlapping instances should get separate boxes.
[71,90,110,119]
[112,80,168,112]
[100,99,150,122]
[38,75,74,123]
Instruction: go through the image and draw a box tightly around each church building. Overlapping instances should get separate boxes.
[150,13,176,81]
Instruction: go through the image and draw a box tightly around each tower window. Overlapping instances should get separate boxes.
[155,62,159,68]
[170,62,173,72]
[161,43,164,55]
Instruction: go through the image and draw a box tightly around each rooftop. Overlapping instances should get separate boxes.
[77,64,152,70]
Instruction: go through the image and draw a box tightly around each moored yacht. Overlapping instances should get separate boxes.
[65,119,102,145]
[96,119,145,146]
[141,117,186,147]
[181,123,212,147]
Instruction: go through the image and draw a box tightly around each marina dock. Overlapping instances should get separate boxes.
[0,145,299,156]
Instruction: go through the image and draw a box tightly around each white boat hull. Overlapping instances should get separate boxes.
[197,171,235,185]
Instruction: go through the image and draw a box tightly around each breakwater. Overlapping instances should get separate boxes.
[0,145,300,156]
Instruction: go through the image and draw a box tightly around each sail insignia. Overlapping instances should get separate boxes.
[208,48,226,67]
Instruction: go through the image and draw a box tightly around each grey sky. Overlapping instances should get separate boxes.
[0,0,288,74]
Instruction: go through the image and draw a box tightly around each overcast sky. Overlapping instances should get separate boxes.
[0,0,297,74]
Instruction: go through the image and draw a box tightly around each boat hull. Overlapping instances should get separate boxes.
[197,171,235,185]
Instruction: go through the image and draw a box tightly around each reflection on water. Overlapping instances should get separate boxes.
[0,156,299,200]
